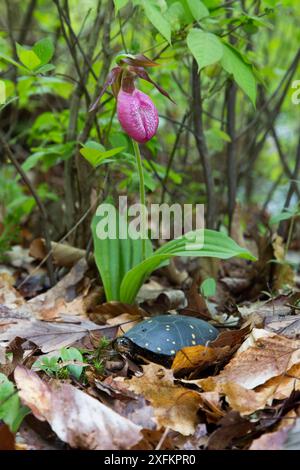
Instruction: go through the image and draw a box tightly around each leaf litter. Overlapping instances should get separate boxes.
[1,246,300,450]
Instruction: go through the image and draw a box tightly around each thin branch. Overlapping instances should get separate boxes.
[279,133,300,237]
[283,133,300,209]
[269,124,300,199]
[192,60,216,229]
[226,80,237,232]
[118,11,128,53]
[262,174,283,212]
[17,0,37,44]
[161,111,189,203]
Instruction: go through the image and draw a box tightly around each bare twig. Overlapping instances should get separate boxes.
[225,1,237,232]
[18,0,37,44]
[161,111,189,203]
[192,60,216,228]
[226,80,237,232]
[283,133,300,209]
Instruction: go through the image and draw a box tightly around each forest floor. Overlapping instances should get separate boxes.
[1,223,300,451]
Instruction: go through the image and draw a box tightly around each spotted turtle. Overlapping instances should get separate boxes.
[114,314,219,365]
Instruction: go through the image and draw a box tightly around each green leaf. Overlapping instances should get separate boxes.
[22,142,75,171]
[16,43,41,70]
[200,277,216,297]
[186,0,209,20]
[120,229,256,303]
[33,38,54,65]
[187,29,223,70]
[0,373,29,433]
[80,141,125,167]
[270,209,298,225]
[91,203,153,301]
[60,347,83,380]
[114,0,129,14]
[22,151,49,171]
[0,52,23,69]
[35,63,56,74]
[143,2,172,43]
[165,2,186,28]
[221,43,257,105]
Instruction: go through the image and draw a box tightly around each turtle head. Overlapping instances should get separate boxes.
[113,336,135,356]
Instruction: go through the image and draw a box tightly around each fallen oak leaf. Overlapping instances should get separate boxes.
[0,316,117,353]
[222,382,274,416]
[262,363,300,400]
[126,363,202,435]
[187,363,300,416]
[14,366,142,450]
[171,314,250,375]
[29,238,88,268]
[198,330,300,392]
[28,259,89,320]
[0,260,91,322]
[171,344,230,374]
[210,326,250,349]
[237,327,274,353]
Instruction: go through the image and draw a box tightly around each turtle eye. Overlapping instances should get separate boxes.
[114,336,132,354]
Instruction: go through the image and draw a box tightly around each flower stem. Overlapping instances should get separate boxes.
[132,139,147,260]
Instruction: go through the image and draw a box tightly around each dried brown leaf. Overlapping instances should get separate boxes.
[199,330,300,392]
[172,344,229,374]
[127,363,202,435]
[28,259,88,320]
[14,366,142,450]
[0,316,116,353]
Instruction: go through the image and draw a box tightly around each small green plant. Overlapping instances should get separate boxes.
[93,359,105,375]
[0,37,55,75]
[32,347,84,380]
[0,373,29,433]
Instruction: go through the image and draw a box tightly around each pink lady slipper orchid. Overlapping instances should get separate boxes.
[89,53,174,143]
[117,85,159,144]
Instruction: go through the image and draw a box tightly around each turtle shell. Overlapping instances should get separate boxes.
[123,314,218,358]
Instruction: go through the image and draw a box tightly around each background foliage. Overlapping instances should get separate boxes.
[0,0,300,258]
